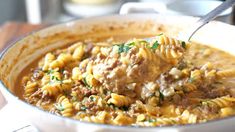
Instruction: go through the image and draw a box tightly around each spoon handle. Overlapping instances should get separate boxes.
[184,0,235,41]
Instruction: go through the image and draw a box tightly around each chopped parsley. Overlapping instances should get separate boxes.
[157,33,163,36]
[89,96,95,101]
[181,41,186,49]
[117,44,125,53]
[51,75,61,81]
[51,75,59,81]
[59,69,65,73]
[47,69,63,84]
[82,77,92,89]
[116,42,135,54]
[159,91,164,102]
[54,103,64,111]
[50,75,62,84]
[151,40,159,50]
[126,42,135,46]
[123,45,131,52]
[47,69,54,75]
[115,38,162,54]
[107,103,128,110]
[80,106,87,111]
[148,119,156,123]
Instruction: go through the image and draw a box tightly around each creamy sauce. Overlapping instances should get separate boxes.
[16,35,235,126]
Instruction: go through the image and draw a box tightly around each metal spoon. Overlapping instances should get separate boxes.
[179,0,235,42]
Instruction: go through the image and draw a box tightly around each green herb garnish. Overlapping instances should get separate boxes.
[117,44,125,54]
[50,75,61,81]
[55,77,60,81]
[126,42,135,46]
[89,96,95,101]
[80,106,87,111]
[82,77,92,89]
[123,45,131,52]
[52,76,60,81]
[148,119,156,123]
[59,69,65,73]
[50,75,62,84]
[181,41,186,49]
[157,33,163,36]
[151,40,159,50]
[51,75,55,80]
[47,69,54,75]
[159,91,164,102]
[55,103,64,111]
[116,42,135,54]
[47,70,62,84]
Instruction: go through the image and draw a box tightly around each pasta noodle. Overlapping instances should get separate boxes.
[24,81,37,98]
[190,70,202,84]
[139,117,180,126]
[113,112,134,125]
[155,35,189,65]
[202,96,235,108]
[216,69,235,79]
[42,53,55,71]
[72,44,85,61]
[181,110,197,124]
[72,67,82,81]
[220,107,235,117]
[41,83,61,96]
[50,53,73,69]
[183,83,197,92]
[56,95,73,117]
[108,93,132,107]
[154,117,180,125]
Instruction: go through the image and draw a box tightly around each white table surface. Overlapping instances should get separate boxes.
[0,103,38,132]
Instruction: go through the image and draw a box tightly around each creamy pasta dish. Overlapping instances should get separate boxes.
[20,34,235,126]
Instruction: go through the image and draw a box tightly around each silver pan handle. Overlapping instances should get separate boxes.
[119,2,167,14]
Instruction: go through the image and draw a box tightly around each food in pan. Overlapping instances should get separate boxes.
[19,34,235,126]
